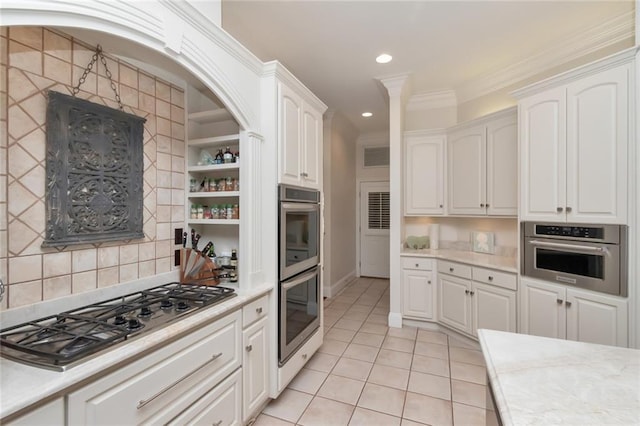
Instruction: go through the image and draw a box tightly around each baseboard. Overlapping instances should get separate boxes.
[324,269,357,298]
[388,312,403,328]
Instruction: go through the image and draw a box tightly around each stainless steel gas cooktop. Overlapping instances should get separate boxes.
[0,283,235,371]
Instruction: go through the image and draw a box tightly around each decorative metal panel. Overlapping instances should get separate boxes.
[43,91,146,247]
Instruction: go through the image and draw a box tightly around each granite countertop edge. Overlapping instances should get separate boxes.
[0,282,274,420]
[400,248,517,273]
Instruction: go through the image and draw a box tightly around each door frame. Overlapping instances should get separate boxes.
[357,179,390,277]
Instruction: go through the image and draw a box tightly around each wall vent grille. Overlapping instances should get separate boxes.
[364,147,389,167]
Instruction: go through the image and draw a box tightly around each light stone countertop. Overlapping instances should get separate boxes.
[478,329,640,425]
[401,248,517,273]
[0,281,274,420]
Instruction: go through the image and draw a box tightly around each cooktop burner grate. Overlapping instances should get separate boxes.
[0,282,236,370]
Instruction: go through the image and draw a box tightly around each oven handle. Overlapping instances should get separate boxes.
[136,352,223,409]
[529,240,606,253]
[281,202,319,212]
[282,268,318,291]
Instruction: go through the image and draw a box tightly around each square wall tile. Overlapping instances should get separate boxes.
[119,263,138,282]
[119,244,139,264]
[43,275,71,300]
[72,248,97,273]
[9,280,42,308]
[43,251,71,278]
[97,267,119,288]
[98,246,119,268]
[72,271,96,293]
[9,254,41,283]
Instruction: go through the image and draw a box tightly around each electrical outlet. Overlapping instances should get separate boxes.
[174,249,180,266]
[174,228,183,245]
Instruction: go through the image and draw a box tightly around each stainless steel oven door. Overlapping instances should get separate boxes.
[279,267,320,365]
[280,202,320,280]
[523,237,624,296]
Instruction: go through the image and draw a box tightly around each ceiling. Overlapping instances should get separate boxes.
[221,1,634,135]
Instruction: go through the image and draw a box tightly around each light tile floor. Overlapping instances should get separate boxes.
[255,277,488,426]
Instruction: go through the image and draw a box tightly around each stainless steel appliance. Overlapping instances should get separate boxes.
[279,266,320,364]
[279,185,320,281]
[521,222,627,296]
[0,283,236,371]
[278,185,321,365]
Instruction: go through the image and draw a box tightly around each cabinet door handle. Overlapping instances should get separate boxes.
[566,207,572,213]
[480,203,485,207]
[302,353,308,360]
[137,352,223,409]
[486,203,490,208]
[488,276,493,281]
[439,204,443,208]
[256,307,263,314]
[465,290,470,295]
[565,301,572,307]
[557,207,564,213]
[449,267,454,272]
[428,280,431,284]
[469,291,475,296]
[246,344,253,352]
[415,263,419,267]
[556,299,563,304]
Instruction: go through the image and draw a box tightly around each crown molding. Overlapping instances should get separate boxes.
[406,90,457,111]
[262,61,328,113]
[456,10,635,104]
[379,73,411,97]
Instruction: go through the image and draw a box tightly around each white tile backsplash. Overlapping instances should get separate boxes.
[72,248,97,273]
[43,251,71,278]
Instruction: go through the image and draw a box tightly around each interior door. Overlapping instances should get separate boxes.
[359,181,390,278]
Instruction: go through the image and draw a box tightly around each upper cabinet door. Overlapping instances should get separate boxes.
[302,106,322,190]
[566,65,629,224]
[278,83,302,186]
[486,115,517,216]
[519,87,566,222]
[448,126,486,215]
[404,134,445,215]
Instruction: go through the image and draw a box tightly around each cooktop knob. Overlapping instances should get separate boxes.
[114,315,127,326]
[175,301,190,312]
[160,299,173,309]
[128,318,142,330]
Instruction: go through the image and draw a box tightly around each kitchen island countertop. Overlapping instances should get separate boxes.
[478,329,640,425]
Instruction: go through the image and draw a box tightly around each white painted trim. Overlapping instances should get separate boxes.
[325,271,357,299]
[262,61,327,113]
[388,312,403,328]
[457,11,635,103]
[407,90,457,111]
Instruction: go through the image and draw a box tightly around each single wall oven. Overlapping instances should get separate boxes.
[278,185,321,365]
[521,222,627,296]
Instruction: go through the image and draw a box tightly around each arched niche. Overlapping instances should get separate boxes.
[0,0,263,132]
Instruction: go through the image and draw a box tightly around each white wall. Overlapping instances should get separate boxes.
[323,111,358,297]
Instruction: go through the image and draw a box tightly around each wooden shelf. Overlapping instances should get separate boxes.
[188,163,240,172]
[188,134,240,148]
[188,191,240,198]
[188,109,233,124]
[187,219,240,225]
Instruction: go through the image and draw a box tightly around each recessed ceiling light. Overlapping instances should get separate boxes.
[362,112,373,118]
[376,54,392,64]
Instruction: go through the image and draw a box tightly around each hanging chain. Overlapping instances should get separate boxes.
[72,45,124,111]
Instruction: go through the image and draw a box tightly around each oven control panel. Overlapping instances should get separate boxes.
[535,225,603,239]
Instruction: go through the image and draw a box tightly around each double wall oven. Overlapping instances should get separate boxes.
[521,222,627,296]
[278,185,321,365]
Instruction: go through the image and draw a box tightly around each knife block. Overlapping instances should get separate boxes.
[180,248,220,286]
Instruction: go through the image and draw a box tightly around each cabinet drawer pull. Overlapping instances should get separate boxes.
[557,207,564,213]
[565,301,572,307]
[256,307,263,314]
[246,344,253,352]
[449,267,454,272]
[136,352,223,409]
[439,204,443,208]
[415,263,419,267]
[302,353,308,360]
[556,299,563,304]
[480,203,485,207]
[488,276,493,281]
[465,290,470,295]
[428,280,431,284]
[470,291,474,296]
[566,207,572,213]
[486,203,490,208]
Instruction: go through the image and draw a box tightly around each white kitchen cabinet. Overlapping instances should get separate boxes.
[242,295,269,422]
[448,109,517,216]
[404,132,445,215]
[517,59,631,224]
[520,277,628,347]
[401,257,435,319]
[67,311,242,425]
[168,370,242,426]
[6,398,64,426]
[278,81,322,190]
[438,261,517,337]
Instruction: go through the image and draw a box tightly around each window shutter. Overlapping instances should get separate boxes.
[368,191,390,230]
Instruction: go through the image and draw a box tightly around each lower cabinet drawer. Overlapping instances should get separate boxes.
[401,257,434,270]
[67,310,241,425]
[438,260,472,279]
[243,294,268,327]
[168,369,242,426]
[472,267,517,291]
